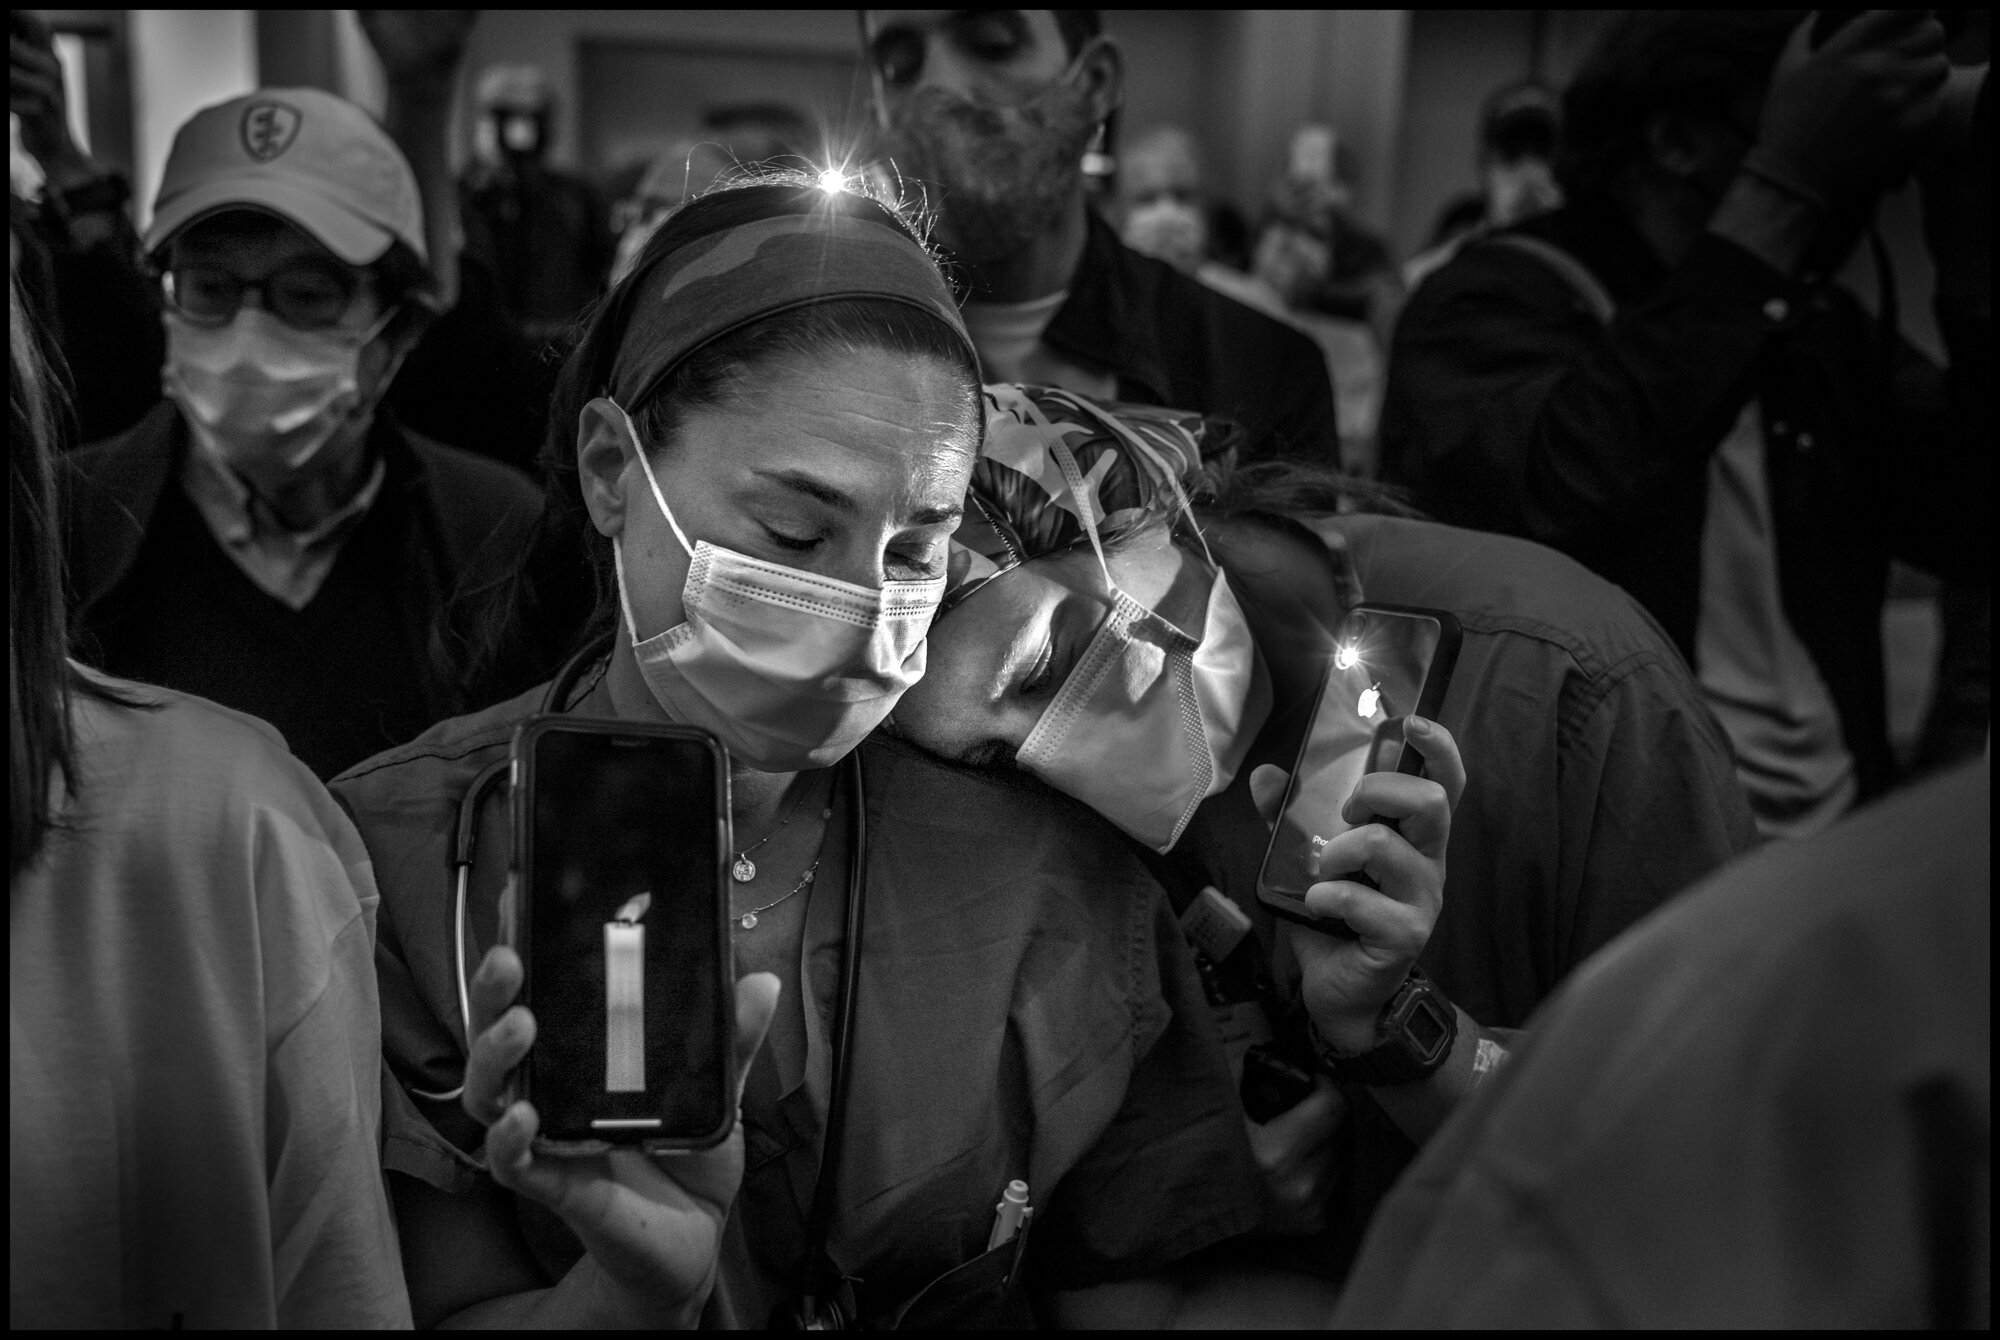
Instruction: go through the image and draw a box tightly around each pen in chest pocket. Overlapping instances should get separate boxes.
[988,1179,1032,1251]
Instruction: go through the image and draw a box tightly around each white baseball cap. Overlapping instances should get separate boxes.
[145,87,426,266]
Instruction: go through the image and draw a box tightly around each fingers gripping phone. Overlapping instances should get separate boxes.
[1256,605,1462,937]
[506,717,735,1149]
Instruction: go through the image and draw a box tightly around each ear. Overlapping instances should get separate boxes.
[577,396,638,539]
[1078,33,1125,128]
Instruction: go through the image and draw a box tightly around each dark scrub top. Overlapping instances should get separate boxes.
[330,672,1263,1328]
[1333,759,1990,1328]
[1152,510,1757,1277]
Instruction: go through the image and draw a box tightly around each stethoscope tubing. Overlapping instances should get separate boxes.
[406,643,604,1105]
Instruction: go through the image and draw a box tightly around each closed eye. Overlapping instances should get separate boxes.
[1018,636,1057,696]
[889,541,948,581]
[762,524,820,553]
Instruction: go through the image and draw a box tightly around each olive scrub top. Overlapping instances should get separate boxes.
[330,672,1264,1328]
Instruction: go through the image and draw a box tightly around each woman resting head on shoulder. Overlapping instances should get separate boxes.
[890,383,1755,1260]
[887,386,1488,1220]
[338,178,1270,1329]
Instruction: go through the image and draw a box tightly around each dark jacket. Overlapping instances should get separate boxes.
[1379,195,1987,798]
[63,401,542,742]
[1044,210,1342,466]
[460,162,612,340]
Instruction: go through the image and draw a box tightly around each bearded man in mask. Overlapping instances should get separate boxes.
[460,64,612,345]
[1379,11,1990,838]
[864,9,1340,467]
[62,87,540,779]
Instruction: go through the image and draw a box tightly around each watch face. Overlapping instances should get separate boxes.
[1405,1000,1449,1053]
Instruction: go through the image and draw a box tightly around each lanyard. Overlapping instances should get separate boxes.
[411,636,870,1320]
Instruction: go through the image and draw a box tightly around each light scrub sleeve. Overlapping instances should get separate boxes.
[256,795,411,1328]
[8,670,411,1329]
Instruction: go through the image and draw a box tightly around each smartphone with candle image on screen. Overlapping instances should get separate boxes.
[1256,604,1461,937]
[507,716,734,1149]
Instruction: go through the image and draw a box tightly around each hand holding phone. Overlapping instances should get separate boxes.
[462,947,779,1326]
[1248,716,1466,1056]
[1257,604,1461,936]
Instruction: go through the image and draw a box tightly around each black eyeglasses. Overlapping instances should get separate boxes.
[161,262,362,332]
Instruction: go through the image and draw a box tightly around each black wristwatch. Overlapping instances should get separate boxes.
[1313,967,1459,1087]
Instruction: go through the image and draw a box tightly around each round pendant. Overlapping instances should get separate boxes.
[739,912,758,930]
[732,856,756,883]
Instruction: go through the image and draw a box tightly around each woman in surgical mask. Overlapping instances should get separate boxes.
[335,178,1279,1328]
[891,382,1759,1285]
[888,386,1508,1253]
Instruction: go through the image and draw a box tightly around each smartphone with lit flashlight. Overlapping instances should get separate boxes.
[507,716,734,1149]
[1256,604,1462,936]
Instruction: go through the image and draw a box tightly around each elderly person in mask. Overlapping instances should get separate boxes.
[886,384,1756,1268]
[863,8,1339,465]
[333,177,1275,1328]
[62,88,539,778]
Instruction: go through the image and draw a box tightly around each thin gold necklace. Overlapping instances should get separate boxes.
[735,857,821,931]
[732,773,827,883]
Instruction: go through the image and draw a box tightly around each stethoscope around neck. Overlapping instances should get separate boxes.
[400,635,608,1107]
[405,631,871,1318]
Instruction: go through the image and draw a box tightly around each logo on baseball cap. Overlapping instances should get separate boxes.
[240,101,302,162]
[146,86,426,267]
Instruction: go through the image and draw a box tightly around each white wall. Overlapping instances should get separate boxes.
[128,10,258,228]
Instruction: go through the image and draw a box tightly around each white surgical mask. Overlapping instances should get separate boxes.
[163,306,389,472]
[1017,533,1267,854]
[1008,429,1269,852]
[609,402,944,771]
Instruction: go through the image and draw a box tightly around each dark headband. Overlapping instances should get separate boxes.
[608,206,973,411]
